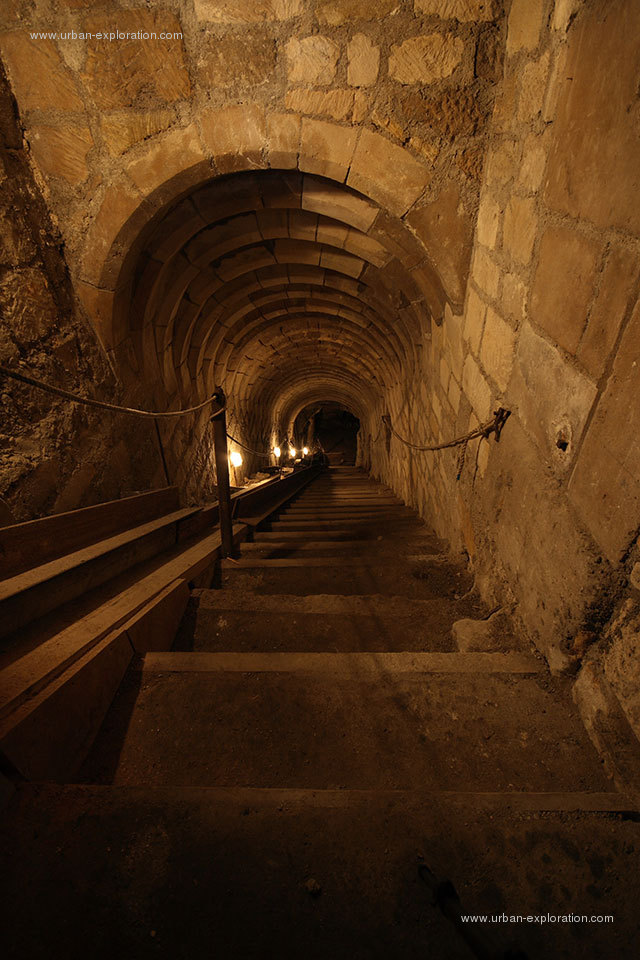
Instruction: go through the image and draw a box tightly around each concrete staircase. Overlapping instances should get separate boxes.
[2,468,639,959]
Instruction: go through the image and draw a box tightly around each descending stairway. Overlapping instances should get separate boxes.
[2,468,639,960]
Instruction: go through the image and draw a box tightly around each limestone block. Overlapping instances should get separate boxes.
[471,247,500,300]
[193,0,303,21]
[517,51,550,122]
[347,34,380,87]
[506,0,545,56]
[352,90,371,123]
[316,0,398,25]
[285,89,353,121]
[501,272,526,323]
[530,225,602,355]
[462,353,492,420]
[301,176,378,232]
[480,306,516,392]
[81,10,190,109]
[126,125,208,198]
[389,34,464,84]
[267,112,301,168]
[199,34,276,88]
[476,193,500,249]
[100,110,175,157]
[200,104,267,174]
[0,33,83,112]
[406,186,472,307]
[348,129,431,217]
[484,139,522,187]
[286,35,339,85]
[28,123,93,185]
[299,119,357,182]
[416,0,495,19]
[463,287,486,354]
[518,134,547,192]
[502,194,537,267]
[569,300,640,560]
[578,245,640,381]
[544,0,640,235]
[509,321,597,464]
[81,180,142,285]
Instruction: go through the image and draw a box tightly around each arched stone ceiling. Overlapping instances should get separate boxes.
[119,169,446,441]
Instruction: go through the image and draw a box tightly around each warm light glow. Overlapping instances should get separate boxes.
[274,446,281,459]
[230,451,243,468]
[303,446,309,456]
[289,447,296,459]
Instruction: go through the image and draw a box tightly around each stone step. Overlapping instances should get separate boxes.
[240,539,441,554]
[221,555,473,599]
[5,782,637,960]
[142,651,542,673]
[281,510,414,521]
[270,518,425,532]
[175,590,484,654]
[79,664,608,793]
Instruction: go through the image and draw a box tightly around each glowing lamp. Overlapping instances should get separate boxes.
[274,446,281,459]
[303,446,309,456]
[289,447,296,459]
[230,451,243,468]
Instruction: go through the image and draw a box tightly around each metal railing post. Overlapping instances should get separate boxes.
[211,389,234,558]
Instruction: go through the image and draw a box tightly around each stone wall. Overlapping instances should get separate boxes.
[0,64,164,523]
[371,0,640,711]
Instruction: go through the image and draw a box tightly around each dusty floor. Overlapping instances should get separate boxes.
[2,468,638,959]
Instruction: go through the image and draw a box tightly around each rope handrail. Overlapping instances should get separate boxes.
[225,432,273,459]
[381,407,510,452]
[0,364,224,419]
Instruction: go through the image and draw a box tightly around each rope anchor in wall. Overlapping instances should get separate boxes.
[382,407,511,480]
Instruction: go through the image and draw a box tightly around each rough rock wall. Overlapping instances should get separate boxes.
[372,0,640,690]
[0,64,164,523]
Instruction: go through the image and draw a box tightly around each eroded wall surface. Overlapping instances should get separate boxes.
[0,64,164,522]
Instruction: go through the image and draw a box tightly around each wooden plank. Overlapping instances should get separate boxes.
[0,522,247,721]
[0,508,199,641]
[0,627,133,782]
[0,487,180,579]
[125,579,190,654]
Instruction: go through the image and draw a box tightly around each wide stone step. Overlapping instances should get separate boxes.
[221,555,473,599]
[80,662,608,793]
[5,781,637,960]
[175,590,485,653]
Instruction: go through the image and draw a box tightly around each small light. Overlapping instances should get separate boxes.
[230,451,243,468]
[274,446,281,459]
[289,446,296,459]
[303,446,309,456]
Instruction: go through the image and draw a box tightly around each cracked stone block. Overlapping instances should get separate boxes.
[285,36,339,85]
[347,34,380,87]
[389,34,464,84]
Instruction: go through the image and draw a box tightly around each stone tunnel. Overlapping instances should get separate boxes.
[1,0,639,957]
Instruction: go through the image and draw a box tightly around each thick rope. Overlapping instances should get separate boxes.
[226,432,273,459]
[0,364,224,419]
[382,407,510,453]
